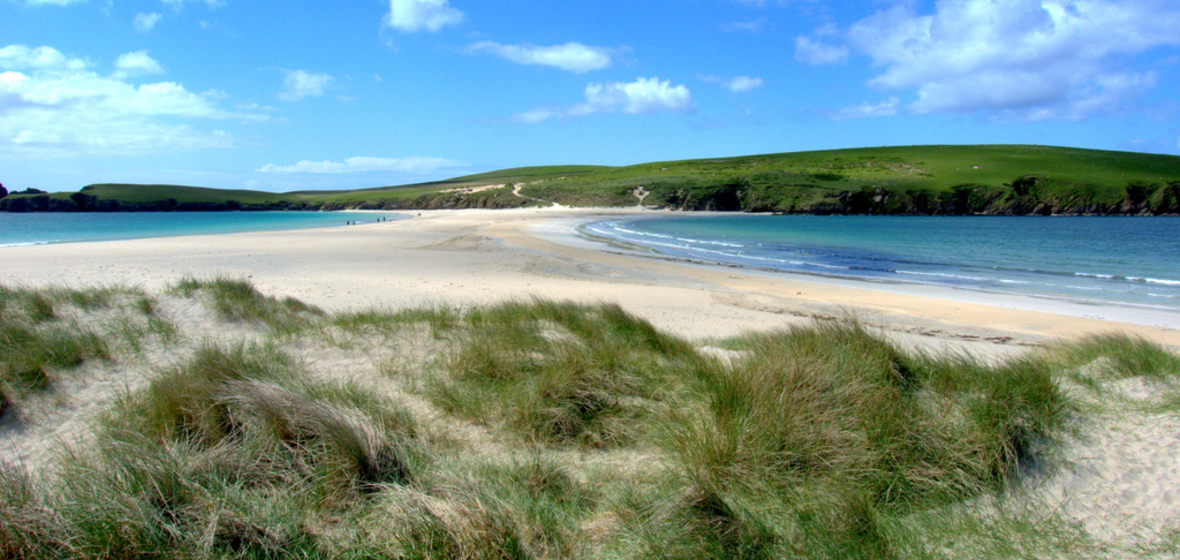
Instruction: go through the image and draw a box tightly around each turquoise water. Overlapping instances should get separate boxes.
[582,215,1180,311]
[0,211,408,246]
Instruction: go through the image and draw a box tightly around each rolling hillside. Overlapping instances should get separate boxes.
[3,145,1178,215]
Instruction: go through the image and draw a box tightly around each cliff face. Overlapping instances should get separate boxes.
[642,178,1180,216]
[4,177,1179,216]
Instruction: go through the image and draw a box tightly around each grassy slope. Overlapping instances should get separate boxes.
[4,145,1178,213]
[519,145,1180,212]
[81,184,302,205]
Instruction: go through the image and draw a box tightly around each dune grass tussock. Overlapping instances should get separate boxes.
[331,305,461,340]
[0,285,137,415]
[618,321,1066,559]
[11,342,428,559]
[431,299,702,448]
[349,457,597,559]
[108,343,423,496]
[173,276,324,335]
[1044,333,1180,414]
[1050,332,1180,383]
[3,278,1179,559]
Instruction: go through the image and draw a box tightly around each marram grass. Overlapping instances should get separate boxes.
[1,278,1178,559]
[431,298,702,448]
[621,321,1067,559]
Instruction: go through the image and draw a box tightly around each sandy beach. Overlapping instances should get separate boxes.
[3,207,1177,349]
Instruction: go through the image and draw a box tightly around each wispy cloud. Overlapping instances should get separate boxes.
[510,77,694,124]
[278,69,332,102]
[257,156,463,174]
[721,18,767,33]
[464,41,618,74]
[160,0,225,13]
[700,74,763,92]
[133,12,163,32]
[20,0,87,6]
[794,36,848,65]
[384,0,463,33]
[827,97,900,121]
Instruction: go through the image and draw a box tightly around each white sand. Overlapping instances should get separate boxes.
[3,206,1179,551]
[3,207,1177,347]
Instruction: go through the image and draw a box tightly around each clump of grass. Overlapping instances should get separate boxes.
[479,456,598,557]
[332,305,461,338]
[432,299,702,447]
[346,456,597,559]
[46,284,132,311]
[0,461,74,559]
[110,343,421,494]
[621,320,1066,558]
[173,276,324,335]
[357,481,530,559]
[25,342,428,558]
[0,285,176,409]
[27,293,56,323]
[1050,333,1180,380]
[0,285,57,324]
[1038,333,1180,414]
[1,319,109,416]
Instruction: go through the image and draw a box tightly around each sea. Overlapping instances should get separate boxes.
[581,215,1180,312]
[0,211,408,247]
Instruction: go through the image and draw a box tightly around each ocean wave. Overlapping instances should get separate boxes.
[1075,272,1180,286]
[597,225,677,240]
[1135,277,1180,286]
[735,253,851,271]
[675,237,744,248]
[896,270,993,282]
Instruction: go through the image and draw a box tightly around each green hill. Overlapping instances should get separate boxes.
[3,145,1178,214]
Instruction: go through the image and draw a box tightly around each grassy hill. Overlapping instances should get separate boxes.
[516,145,1180,214]
[3,145,1179,214]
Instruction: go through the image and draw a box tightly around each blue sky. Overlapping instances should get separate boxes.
[3,0,1179,193]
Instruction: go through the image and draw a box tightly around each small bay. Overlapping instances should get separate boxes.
[582,215,1180,312]
[0,211,408,247]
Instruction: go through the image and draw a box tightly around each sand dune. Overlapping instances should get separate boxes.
[3,207,1179,554]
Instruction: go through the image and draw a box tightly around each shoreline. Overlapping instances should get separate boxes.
[560,218,1180,331]
[0,209,407,248]
[2,206,1177,349]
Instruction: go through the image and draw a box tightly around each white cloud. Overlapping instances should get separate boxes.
[134,12,163,32]
[839,0,1180,119]
[0,45,87,71]
[161,0,224,13]
[727,76,763,92]
[257,156,463,174]
[583,77,694,114]
[0,44,263,158]
[701,74,764,92]
[278,70,332,102]
[112,51,164,79]
[384,0,464,33]
[794,36,848,65]
[465,41,616,73]
[511,77,694,124]
[828,97,900,120]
